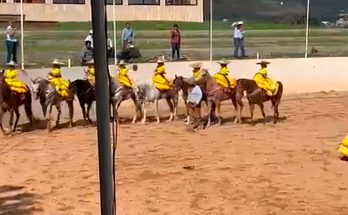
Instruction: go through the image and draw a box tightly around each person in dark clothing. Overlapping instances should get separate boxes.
[80,40,94,64]
[170,24,181,60]
[116,42,141,63]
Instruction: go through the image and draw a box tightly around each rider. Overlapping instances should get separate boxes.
[117,60,134,89]
[338,133,348,159]
[85,59,95,87]
[213,59,237,90]
[48,59,70,99]
[253,61,279,96]
[4,60,29,97]
[152,58,173,92]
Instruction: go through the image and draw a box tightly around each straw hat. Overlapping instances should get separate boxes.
[231,21,244,27]
[256,60,270,65]
[85,59,94,65]
[89,29,93,34]
[157,58,165,64]
[6,60,18,67]
[118,60,127,66]
[189,62,202,68]
[52,59,64,65]
[216,59,230,65]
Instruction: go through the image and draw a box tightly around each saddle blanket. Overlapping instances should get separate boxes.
[188,85,203,105]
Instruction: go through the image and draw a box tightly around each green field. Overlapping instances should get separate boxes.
[1,21,348,68]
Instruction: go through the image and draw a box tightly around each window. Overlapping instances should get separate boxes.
[166,0,197,5]
[128,0,160,5]
[106,0,122,5]
[53,0,85,4]
[14,0,45,2]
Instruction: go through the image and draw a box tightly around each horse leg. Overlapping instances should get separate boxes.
[155,99,160,124]
[259,103,266,124]
[12,108,20,133]
[86,102,93,125]
[131,95,138,124]
[231,95,238,123]
[80,102,88,125]
[272,99,279,124]
[236,99,244,124]
[216,102,222,126]
[173,96,178,118]
[68,101,74,127]
[9,109,14,132]
[55,104,62,128]
[166,98,174,122]
[0,109,5,135]
[47,104,53,131]
[206,100,212,128]
[141,101,147,124]
[249,102,255,124]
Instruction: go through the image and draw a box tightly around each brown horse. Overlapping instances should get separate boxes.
[195,70,237,127]
[235,78,283,124]
[0,70,33,135]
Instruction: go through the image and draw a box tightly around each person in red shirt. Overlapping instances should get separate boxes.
[170,24,181,60]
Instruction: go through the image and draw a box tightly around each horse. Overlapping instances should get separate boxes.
[195,70,237,127]
[235,79,283,124]
[0,70,33,135]
[70,79,95,126]
[31,77,75,130]
[110,78,141,124]
[136,80,179,124]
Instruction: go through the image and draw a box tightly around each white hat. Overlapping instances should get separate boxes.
[85,59,94,65]
[118,60,127,65]
[6,60,17,66]
[52,59,64,65]
[89,30,93,34]
[157,55,165,63]
[232,21,244,27]
[129,44,135,48]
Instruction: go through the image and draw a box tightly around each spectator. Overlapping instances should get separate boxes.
[170,24,181,60]
[232,21,246,58]
[116,42,141,64]
[80,40,94,64]
[107,33,114,60]
[121,23,135,50]
[85,30,93,48]
[6,21,18,63]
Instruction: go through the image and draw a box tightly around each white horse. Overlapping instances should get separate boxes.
[136,81,179,124]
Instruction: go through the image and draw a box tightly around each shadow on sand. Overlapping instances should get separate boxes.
[0,185,42,215]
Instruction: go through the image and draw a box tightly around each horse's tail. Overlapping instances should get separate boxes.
[25,90,34,123]
[272,81,283,109]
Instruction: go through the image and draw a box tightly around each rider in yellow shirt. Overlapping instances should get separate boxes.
[48,59,70,99]
[253,61,279,96]
[85,59,95,87]
[4,61,29,96]
[152,58,173,91]
[117,60,134,89]
[213,59,237,89]
[190,62,203,81]
[338,133,348,159]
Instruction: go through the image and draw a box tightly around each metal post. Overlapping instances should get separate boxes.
[209,0,213,61]
[113,0,117,65]
[20,0,24,69]
[305,0,310,58]
[90,0,114,214]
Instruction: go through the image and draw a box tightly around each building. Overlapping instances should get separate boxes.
[0,0,203,22]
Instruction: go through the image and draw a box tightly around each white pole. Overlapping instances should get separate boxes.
[113,0,117,65]
[209,0,213,61]
[305,0,310,58]
[20,0,24,69]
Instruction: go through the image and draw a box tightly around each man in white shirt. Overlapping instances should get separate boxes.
[107,33,114,61]
[232,21,246,58]
[85,30,93,48]
[6,21,18,63]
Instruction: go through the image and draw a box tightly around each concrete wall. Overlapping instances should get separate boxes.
[0,1,203,22]
[23,57,348,95]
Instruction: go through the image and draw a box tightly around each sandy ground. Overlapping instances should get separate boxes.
[1,91,348,214]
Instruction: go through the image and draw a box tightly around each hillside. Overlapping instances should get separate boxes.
[211,0,346,21]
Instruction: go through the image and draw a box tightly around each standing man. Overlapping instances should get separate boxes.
[121,23,135,50]
[170,24,181,60]
[107,32,114,61]
[6,21,18,63]
[80,40,94,64]
[85,30,93,48]
[232,21,246,58]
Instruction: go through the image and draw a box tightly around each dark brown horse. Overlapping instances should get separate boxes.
[196,70,237,127]
[0,70,33,135]
[235,79,283,124]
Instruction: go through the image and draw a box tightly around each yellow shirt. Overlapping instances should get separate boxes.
[117,68,133,88]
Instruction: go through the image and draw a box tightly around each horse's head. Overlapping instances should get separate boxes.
[31,77,46,100]
[173,75,185,90]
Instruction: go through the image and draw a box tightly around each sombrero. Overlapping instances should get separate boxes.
[52,59,64,65]
[216,59,230,65]
[118,60,127,66]
[189,62,202,68]
[256,60,270,65]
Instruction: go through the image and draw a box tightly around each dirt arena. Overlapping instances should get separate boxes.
[1,91,348,215]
